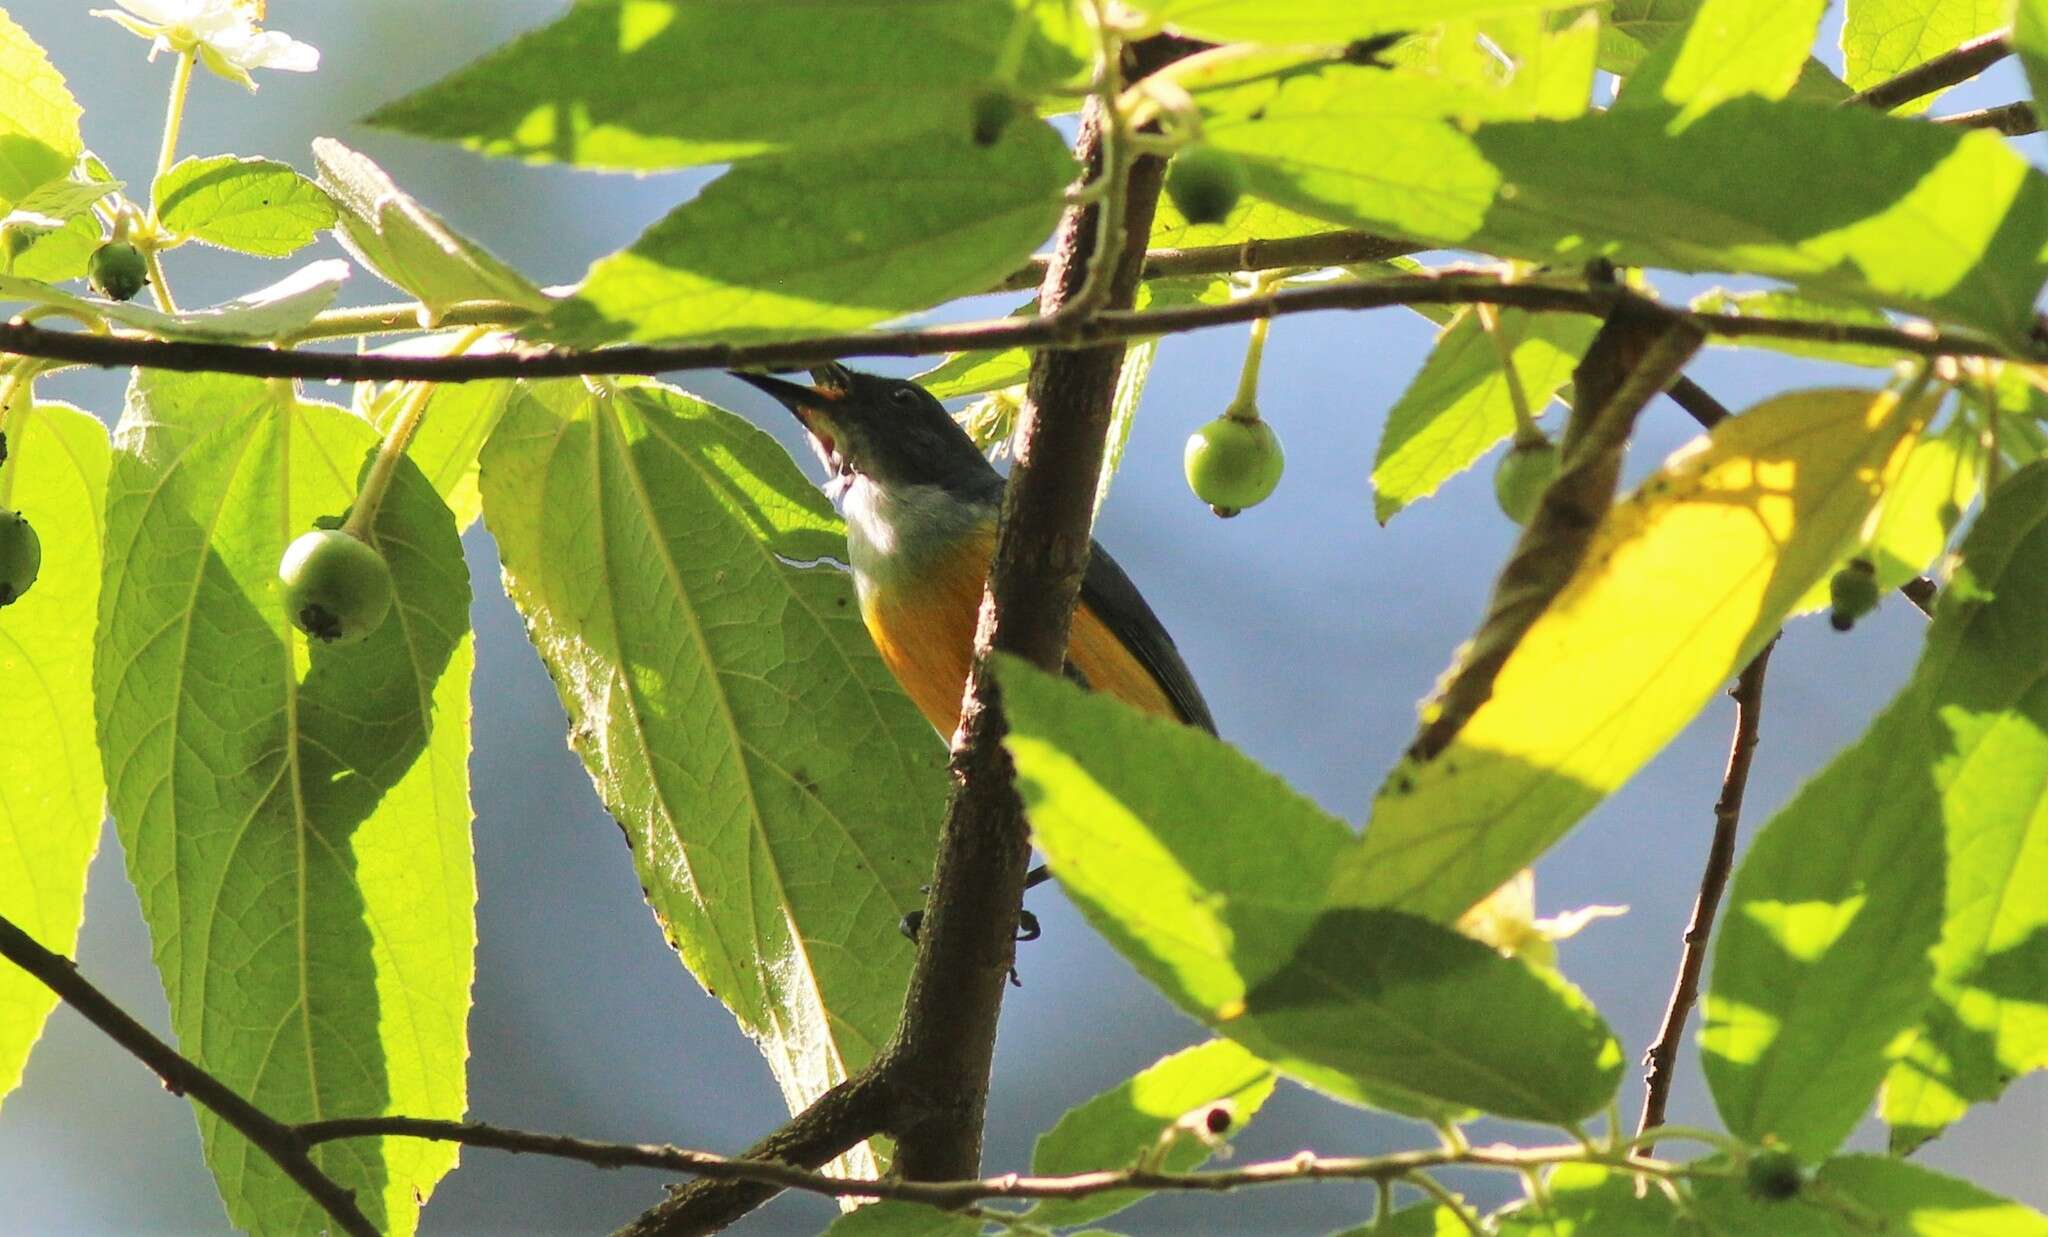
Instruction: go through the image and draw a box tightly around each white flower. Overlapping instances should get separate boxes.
[94,0,318,91]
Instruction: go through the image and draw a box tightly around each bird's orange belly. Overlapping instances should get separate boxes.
[860,537,1178,737]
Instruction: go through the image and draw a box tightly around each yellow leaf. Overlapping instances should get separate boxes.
[1340,386,1935,920]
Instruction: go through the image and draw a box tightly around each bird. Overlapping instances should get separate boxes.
[728,363,1215,742]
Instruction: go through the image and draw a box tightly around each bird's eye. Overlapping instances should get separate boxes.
[890,387,922,410]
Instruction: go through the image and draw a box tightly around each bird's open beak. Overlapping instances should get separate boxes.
[728,369,850,485]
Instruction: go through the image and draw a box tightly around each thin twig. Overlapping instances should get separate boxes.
[1,277,2027,389]
[1934,100,2039,135]
[299,1113,1690,1209]
[1638,643,1775,1147]
[1844,28,2013,111]
[0,913,378,1237]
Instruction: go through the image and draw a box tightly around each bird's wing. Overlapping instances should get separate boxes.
[1078,541,1217,735]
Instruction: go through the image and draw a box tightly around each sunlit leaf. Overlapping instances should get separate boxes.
[312,139,547,318]
[0,401,107,1108]
[1345,386,1933,920]
[1611,0,1826,121]
[1196,67,2048,341]
[1121,0,1593,43]
[1705,460,2048,1157]
[1027,1040,1277,1230]
[154,155,335,258]
[1843,0,2008,112]
[546,123,1071,347]
[1372,308,1596,523]
[0,9,82,213]
[1492,1163,1682,1234]
[1790,416,1979,615]
[364,0,1083,170]
[96,372,474,1234]
[479,380,947,1170]
[0,260,350,342]
[1690,1154,2048,1235]
[999,657,1624,1124]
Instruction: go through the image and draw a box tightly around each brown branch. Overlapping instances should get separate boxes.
[1639,643,1776,1147]
[623,39,1184,1237]
[0,913,378,1237]
[1,277,2027,389]
[884,83,1170,1182]
[298,1113,1684,1209]
[1844,28,2014,111]
[996,228,1421,291]
[1932,99,2039,135]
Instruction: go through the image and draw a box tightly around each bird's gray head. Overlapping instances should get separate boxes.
[729,364,996,497]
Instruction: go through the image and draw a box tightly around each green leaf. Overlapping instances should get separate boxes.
[1150,193,1334,249]
[12,172,121,221]
[1,211,98,284]
[1329,1201,1470,1236]
[154,155,336,258]
[1345,387,1934,920]
[1198,69,2048,342]
[0,259,350,342]
[545,124,1072,346]
[312,139,547,318]
[1027,1040,1277,1230]
[2019,0,2048,112]
[1600,0,1704,72]
[478,380,947,1165]
[1371,308,1596,523]
[1704,460,2048,1158]
[1689,1154,2048,1235]
[365,378,511,533]
[1877,458,2048,1147]
[1122,0,1592,43]
[1843,0,2008,112]
[1790,416,1980,616]
[364,0,1083,171]
[998,657,1624,1124]
[0,401,108,1108]
[1611,0,1827,121]
[1492,1163,1683,1234]
[96,372,474,1234]
[823,1201,982,1237]
[0,9,82,213]
[916,297,1036,400]
[1387,11,1600,119]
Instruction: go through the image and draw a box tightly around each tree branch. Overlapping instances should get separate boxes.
[622,36,1185,1235]
[1638,643,1775,1148]
[298,1114,1693,1210]
[1,276,2027,390]
[0,913,378,1237]
[995,228,1421,291]
[1843,29,2013,112]
[1934,100,2039,135]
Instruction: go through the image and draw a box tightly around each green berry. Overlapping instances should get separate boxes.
[86,240,148,302]
[278,529,393,646]
[1185,414,1284,517]
[1165,146,1248,226]
[969,89,1021,146]
[1744,1148,1806,1202]
[0,508,40,607]
[1494,437,1560,525]
[1828,558,1879,632]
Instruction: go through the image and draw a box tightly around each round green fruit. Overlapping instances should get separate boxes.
[0,507,40,607]
[1185,414,1284,517]
[1165,146,1248,226]
[278,529,393,645]
[87,240,148,302]
[969,89,1021,146]
[1828,558,1879,632]
[1744,1148,1806,1202]
[1494,438,1560,525]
